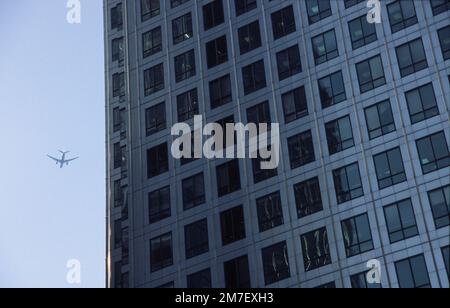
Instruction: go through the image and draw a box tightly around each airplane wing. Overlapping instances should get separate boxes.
[47,155,61,163]
[65,157,79,163]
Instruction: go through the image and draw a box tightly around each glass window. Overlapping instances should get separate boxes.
[150,233,173,272]
[182,173,205,210]
[262,241,291,285]
[143,27,162,58]
[294,177,323,218]
[341,214,374,257]
[356,55,386,93]
[351,271,381,288]
[252,154,278,184]
[395,255,431,288]
[220,205,246,245]
[282,86,308,124]
[235,0,257,16]
[206,36,228,69]
[416,131,450,174]
[147,143,169,178]
[325,115,355,155]
[148,186,171,224]
[287,130,315,169]
[175,50,196,83]
[141,0,160,22]
[177,88,198,122]
[318,71,346,108]
[256,192,284,232]
[185,219,209,259]
[428,185,450,229]
[345,0,365,9]
[145,102,166,136]
[301,227,331,271]
[172,13,193,45]
[438,25,450,60]
[312,29,338,65]
[333,162,364,204]
[144,63,164,96]
[442,246,450,278]
[238,20,262,55]
[203,0,224,31]
[396,38,428,77]
[187,268,211,288]
[306,0,332,24]
[373,147,407,189]
[216,160,241,197]
[112,37,124,62]
[384,199,418,243]
[114,180,124,208]
[276,45,302,80]
[242,60,267,95]
[387,0,418,33]
[112,72,125,97]
[210,75,232,109]
[348,15,377,50]
[171,0,189,8]
[271,6,296,40]
[364,100,396,140]
[111,3,123,30]
[114,219,122,249]
[224,255,251,288]
[405,83,439,124]
[430,0,450,15]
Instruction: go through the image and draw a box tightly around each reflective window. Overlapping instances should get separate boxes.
[224,255,251,288]
[242,60,267,95]
[235,0,257,16]
[148,186,171,224]
[206,36,228,69]
[141,0,160,22]
[416,131,450,174]
[396,38,428,77]
[405,83,439,124]
[364,100,395,140]
[271,6,296,40]
[276,45,302,80]
[442,246,450,278]
[185,219,209,259]
[373,147,407,189]
[220,205,246,245]
[428,185,450,229]
[262,241,291,285]
[172,13,193,45]
[144,63,164,96]
[210,75,232,109]
[325,115,354,155]
[111,3,123,30]
[187,268,211,288]
[282,86,308,124]
[384,199,418,243]
[387,0,417,33]
[287,130,315,169]
[182,173,205,210]
[145,102,166,136]
[147,143,169,178]
[143,27,162,58]
[438,25,450,60]
[333,162,364,204]
[150,232,173,272]
[345,0,365,8]
[342,214,374,257]
[256,192,284,232]
[348,15,377,50]
[318,71,346,108]
[301,228,331,271]
[203,0,224,31]
[312,29,338,65]
[356,55,386,93]
[177,88,198,122]
[430,0,450,16]
[294,177,323,218]
[112,72,125,97]
[216,160,241,197]
[351,271,381,288]
[306,0,332,24]
[395,255,431,288]
[238,21,262,55]
[112,37,124,62]
[174,50,196,83]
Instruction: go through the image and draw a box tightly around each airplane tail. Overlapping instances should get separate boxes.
[59,150,70,154]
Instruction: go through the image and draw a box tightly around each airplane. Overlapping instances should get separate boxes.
[47,150,79,168]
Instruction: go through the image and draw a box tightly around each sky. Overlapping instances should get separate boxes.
[0,0,105,288]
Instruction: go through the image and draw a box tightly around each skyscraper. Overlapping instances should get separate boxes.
[105,0,450,288]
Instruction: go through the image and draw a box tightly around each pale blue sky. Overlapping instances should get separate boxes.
[0,0,105,287]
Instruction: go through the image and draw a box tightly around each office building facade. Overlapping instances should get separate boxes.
[105,0,450,288]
